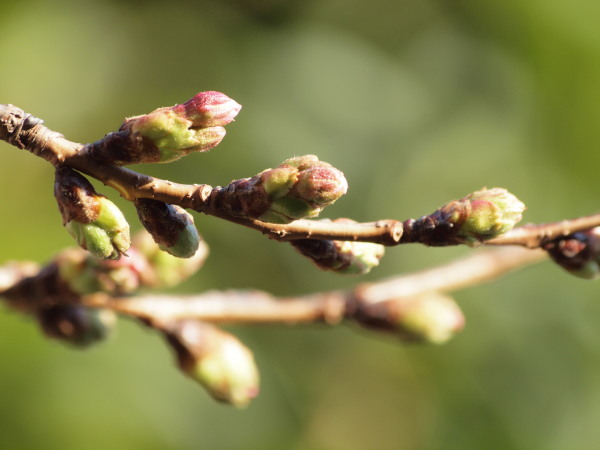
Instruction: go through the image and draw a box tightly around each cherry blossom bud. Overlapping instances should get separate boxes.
[91,91,240,164]
[54,167,130,260]
[135,199,201,258]
[359,292,465,344]
[258,155,347,223]
[164,321,259,408]
[172,91,241,128]
[427,188,525,245]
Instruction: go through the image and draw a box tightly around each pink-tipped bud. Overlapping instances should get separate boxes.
[172,91,242,128]
[291,165,348,206]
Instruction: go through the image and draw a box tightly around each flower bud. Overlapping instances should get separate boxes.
[260,155,348,223]
[38,305,117,348]
[164,321,259,408]
[291,219,385,275]
[135,199,201,258]
[171,91,242,128]
[291,165,348,206]
[545,227,600,279]
[433,188,525,245]
[213,155,347,224]
[132,231,209,288]
[54,167,130,260]
[359,292,464,344]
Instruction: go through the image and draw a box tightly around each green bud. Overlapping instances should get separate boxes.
[335,240,385,275]
[165,321,259,408]
[55,168,130,260]
[216,155,347,223]
[396,293,465,344]
[135,199,201,258]
[131,110,226,163]
[38,305,117,349]
[438,188,525,245]
[358,292,464,344]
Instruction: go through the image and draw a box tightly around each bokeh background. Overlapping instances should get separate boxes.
[1,0,600,448]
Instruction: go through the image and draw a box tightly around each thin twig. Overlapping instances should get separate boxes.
[80,247,546,324]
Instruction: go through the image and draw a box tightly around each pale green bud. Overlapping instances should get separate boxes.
[135,199,201,258]
[55,168,130,260]
[165,321,259,408]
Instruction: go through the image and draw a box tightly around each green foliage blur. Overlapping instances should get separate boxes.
[1,0,600,448]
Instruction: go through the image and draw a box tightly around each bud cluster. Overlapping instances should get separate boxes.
[291,219,385,275]
[54,231,208,298]
[163,321,259,408]
[91,91,241,165]
[215,155,348,223]
[544,227,600,279]
[54,167,130,260]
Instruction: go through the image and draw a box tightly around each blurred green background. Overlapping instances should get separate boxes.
[1,0,600,448]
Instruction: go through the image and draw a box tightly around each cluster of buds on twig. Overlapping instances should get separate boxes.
[3,89,563,409]
[214,155,348,223]
[544,227,600,279]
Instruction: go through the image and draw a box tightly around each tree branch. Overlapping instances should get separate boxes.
[2,103,599,251]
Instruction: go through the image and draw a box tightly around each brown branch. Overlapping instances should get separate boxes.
[2,103,599,249]
[80,247,546,325]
